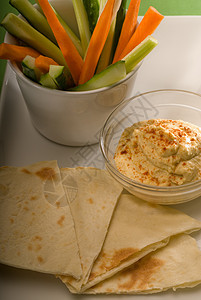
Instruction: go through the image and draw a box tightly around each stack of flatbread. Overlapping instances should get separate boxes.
[1,160,201,295]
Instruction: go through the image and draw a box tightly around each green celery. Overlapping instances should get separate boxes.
[123,36,158,74]
[99,0,107,14]
[1,13,67,67]
[9,0,57,44]
[72,0,91,55]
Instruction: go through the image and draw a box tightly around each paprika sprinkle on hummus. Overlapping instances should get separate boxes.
[114,119,201,186]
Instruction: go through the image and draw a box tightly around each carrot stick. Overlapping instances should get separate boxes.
[119,6,164,60]
[78,0,116,85]
[35,55,58,73]
[113,0,141,63]
[0,43,40,61]
[38,0,83,85]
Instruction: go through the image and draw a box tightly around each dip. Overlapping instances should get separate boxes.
[114,119,201,186]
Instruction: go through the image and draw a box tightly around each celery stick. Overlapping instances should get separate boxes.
[71,61,126,91]
[1,13,67,67]
[83,0,99,34]
[72,0,91,56]
[123,36,158,74]
[9,0,57,44]
[99,0,107,14]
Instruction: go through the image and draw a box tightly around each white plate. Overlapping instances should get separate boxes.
[1,16,201,299]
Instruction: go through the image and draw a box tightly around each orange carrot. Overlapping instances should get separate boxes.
[119,6,164,60]
[38,0,83,85]
[113,0,141,63]
[0,43,40,61]
[35,55,58,73]
[78,0,116,85]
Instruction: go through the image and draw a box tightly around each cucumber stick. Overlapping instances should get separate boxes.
[9,0,57,44]
[22,56,71,90]
[72,0,91,55]
[39,73,58,89]
[123,36,158,74]
[83,0,99,34]
[112,0,127,60]
[22,55,41,82]
[1,13,67,67]
[49,65,74,90]
[71,61,126,91]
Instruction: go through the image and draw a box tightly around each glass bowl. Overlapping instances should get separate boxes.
[100,89,201,205]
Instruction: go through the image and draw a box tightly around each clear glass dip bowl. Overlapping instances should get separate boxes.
[100,89,201,205]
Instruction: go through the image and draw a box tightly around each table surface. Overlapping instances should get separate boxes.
[0,0,201,93]
[1,13,201,300]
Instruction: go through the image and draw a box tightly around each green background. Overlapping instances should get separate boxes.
[1,0,201,92]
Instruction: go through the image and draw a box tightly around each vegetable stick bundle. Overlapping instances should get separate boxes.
[0,0,164,91]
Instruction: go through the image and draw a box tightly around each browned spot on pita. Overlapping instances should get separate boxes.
[21,168,31,174]
[23,206,29,211]
[118,257,164,291]
[35,167,56,181]
[60,275,73,284]
[10,218,14,224]
[0,184,9,196]
[102,206,105,210]
[30,196,37,200]
[57,215,65,227]
[111,248,138,268]
[17,251,21,256]
[87,198,94,204]
[28,244,33,251]
[89,248,138,281]
[35,244,42,252]
[56,201,61,208]
[37,256,44,263]
[33,235,42,241]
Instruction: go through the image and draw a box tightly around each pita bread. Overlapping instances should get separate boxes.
[59,167,123,291]
[85,234,201,294]
[81,193,201,291]
[0,161,82,278]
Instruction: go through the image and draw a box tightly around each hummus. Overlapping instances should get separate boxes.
[114,119,201,186]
